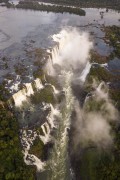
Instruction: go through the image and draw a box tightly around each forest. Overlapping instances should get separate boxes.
[0,104,36,179]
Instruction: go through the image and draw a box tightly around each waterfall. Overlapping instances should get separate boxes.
[10,78,43,107]
[20,103,60,171]
[47,104,60,128]
[21,129,45,171]
[39,122,51,144]
[44,29,92,180]
[51,85,59,94]
[48,71,74,180]
[79,62,91,82]
[34,78,44,90]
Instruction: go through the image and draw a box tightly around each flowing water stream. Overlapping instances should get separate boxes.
[47,71,74,180]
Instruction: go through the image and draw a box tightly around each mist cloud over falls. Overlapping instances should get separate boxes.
[47,28,93,75]
[73,82,118,150]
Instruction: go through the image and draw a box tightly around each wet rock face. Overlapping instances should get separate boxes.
[71,82,87,107]
[16,105,50,128]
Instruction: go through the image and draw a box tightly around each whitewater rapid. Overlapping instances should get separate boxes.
[47,71,74,180]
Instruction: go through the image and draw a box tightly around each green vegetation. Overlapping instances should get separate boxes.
[45,74,61,90]
[14,64,27,76]
[85,65,120,110]
[33,69,45,83]
[95,119,120,180]
[96,150,120,180]
[84,97,106,112]
[109,89,120,110]
[29,137,44,159]
[85,65,119,91]
[33,48,48,69]
[0,105,35,180]
[77,148,100,180]
[16,1,86,16]
[31,85,56,105]
[36,126,44,136]
[104,26,120,59]
[0,81,10,101]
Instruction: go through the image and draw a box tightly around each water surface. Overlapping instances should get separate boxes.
[0,6,119,92]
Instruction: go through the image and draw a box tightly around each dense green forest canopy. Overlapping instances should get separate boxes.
[0,104,35,179]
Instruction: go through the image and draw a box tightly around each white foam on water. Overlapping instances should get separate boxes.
[12,83,34,107]
[100,63,108,67]
[12,78,44,107]
[79,62,91,82]
[51,85,59,94]
[25,83,34,96]
[34,78,44,90]
[48,71,74,179]
[9,75,21,93]
[21,129,45,171]
[12,89,28,107]
[47,104,60,128]
[39,122,51,144]
[96,81,108,99]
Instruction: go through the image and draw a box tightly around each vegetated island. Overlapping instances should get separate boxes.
[15,1,86,16]
[39,0,120,10]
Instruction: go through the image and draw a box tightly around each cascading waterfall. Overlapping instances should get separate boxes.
[8,76,60,171]
[48,71,74,180]
[21,129,45,171]
[79,62,91,82]
[44,29,93,180]
[8,78,44,107]
[20,103,60,171]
